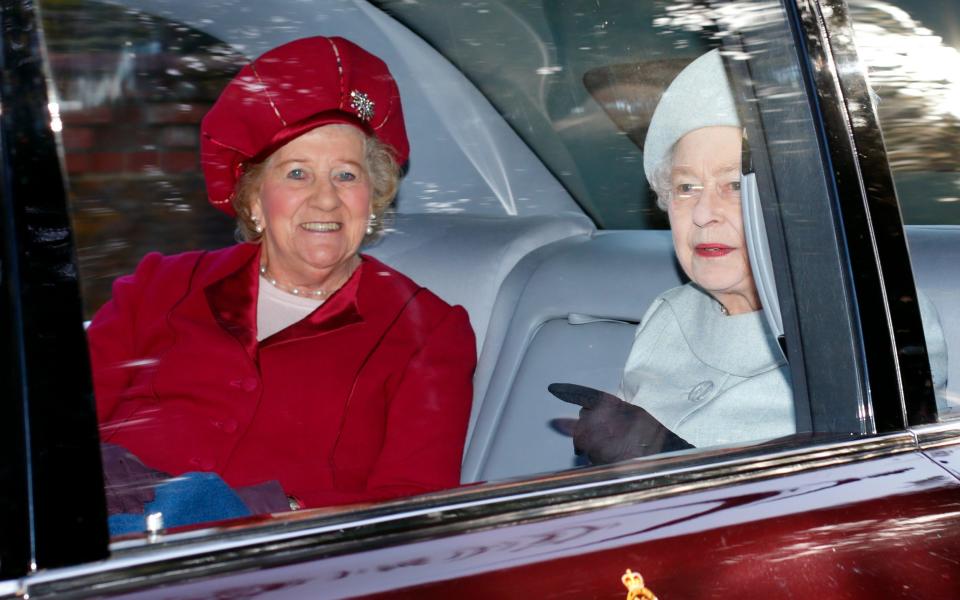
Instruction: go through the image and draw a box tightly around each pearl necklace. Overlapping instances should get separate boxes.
[259,265,335,299]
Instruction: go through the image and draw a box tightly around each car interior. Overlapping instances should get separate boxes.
[306,1,960,481]
[59,0,959,493]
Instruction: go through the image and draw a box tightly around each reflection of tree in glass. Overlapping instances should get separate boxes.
[376,0,691,230]
[849,1,960,172]
[848,1,960,224]
[40,0,247,316]
[637,0,960,224]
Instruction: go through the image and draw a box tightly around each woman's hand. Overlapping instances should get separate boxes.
[549,383,694,465]
[234,480,293,514]
[100,443,169,515]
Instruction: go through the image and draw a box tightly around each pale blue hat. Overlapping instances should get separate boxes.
[642,49,740,182]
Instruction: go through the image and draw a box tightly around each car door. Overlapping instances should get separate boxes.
[2,0,958,598]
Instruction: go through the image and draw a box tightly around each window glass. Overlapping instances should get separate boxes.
[41,0,244,316]
[43,0,868,542]
[374,0,713,230]
[849,0,959,415]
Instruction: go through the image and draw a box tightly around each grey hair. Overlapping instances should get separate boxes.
[231,128,402,243]
[648,146,675,211]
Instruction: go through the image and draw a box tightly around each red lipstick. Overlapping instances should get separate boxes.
[695,243,734,257]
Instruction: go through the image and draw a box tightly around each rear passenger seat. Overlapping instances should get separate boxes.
[460,230,682,483]
[907,226,960,416]
[460,224,959,484]
[367,211,594,353]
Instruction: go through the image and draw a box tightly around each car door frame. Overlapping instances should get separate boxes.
[1,0,955,596]
[0,0,108,580]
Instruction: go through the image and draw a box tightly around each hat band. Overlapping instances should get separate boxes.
[248,110,375,165]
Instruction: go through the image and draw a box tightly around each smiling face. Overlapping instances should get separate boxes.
[251,124,372,289]
[667,126,759,315]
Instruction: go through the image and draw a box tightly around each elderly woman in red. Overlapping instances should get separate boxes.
[87,36,475,518]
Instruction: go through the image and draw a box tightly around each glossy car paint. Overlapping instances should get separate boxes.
[80,443,958,599]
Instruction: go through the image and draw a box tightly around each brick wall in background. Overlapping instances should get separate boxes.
[42,2,248,317]
[61,90,237,318]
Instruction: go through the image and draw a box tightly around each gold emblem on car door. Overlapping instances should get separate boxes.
[622,569,658,600]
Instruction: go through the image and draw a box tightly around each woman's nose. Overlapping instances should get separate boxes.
[692,185,723,227]
[307,179,341,210]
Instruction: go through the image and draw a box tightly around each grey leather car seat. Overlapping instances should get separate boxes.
[463,225,959,484]
[462,231,685,482]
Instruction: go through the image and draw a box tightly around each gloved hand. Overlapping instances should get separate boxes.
[100,443,169,515]
[549,383,694,465]
[235,480,293,515]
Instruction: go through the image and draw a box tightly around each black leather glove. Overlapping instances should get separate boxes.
[100,443,169,515]
[548,383,694,465]
[234,480,293,515]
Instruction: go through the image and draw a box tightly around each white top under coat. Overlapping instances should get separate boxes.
[256,275,324,341]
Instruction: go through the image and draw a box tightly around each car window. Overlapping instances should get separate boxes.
[39,0,885,544]
[374,1,694,230]
[849,0,960,417]
[41,0,245,315]
[848,0,960,226]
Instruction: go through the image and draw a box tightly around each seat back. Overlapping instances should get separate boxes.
[463,230,685,482]
[367,212,594,354]
[464,225,960,483]
[906,225,960,411]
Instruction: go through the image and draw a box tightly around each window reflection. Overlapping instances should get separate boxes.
[41,0,246,317]
[849,0,960,224]
[35,0,913,541]
[375,0,720,230]
[849,0,960,414]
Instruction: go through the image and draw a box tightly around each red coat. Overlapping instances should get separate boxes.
[87,243,475,509]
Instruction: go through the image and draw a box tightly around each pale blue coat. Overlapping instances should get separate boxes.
[621,284,948,448]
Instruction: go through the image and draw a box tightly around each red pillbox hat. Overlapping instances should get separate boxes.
[200,36,409,215]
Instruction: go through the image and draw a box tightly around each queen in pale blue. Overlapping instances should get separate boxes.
[555,49,947,462]
[621,49,947,450]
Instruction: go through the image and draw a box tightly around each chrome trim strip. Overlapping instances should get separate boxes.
[913,421,960,449]
[12,433,916,598]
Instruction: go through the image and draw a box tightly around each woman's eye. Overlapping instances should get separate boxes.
[334,171,357,182]
[287,168,306,180]
[722,181,742,198]
[676,183,701,196]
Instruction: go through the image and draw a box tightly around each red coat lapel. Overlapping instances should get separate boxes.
[203,244,261,359]
[201,244,374,358]
[263,265,364,348]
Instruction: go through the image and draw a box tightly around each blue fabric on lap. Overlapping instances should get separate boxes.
[108,472,251,536]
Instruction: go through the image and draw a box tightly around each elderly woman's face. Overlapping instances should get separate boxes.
[667,125,758,315]
[252,124,371,286]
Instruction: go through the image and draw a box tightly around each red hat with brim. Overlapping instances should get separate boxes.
[200,36,409,216]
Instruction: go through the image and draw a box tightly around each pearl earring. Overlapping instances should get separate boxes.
[366,214,377,236]
[251,215,264,234]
